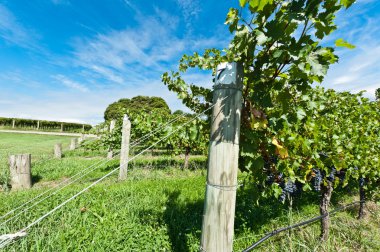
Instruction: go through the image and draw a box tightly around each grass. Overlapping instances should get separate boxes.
[0,132,74,187]
[0,133,379,251]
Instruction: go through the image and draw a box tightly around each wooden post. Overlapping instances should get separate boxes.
[69,138,77,150]
[107,119,116,159]
[119,115,131,180]
[82,124,85,132]
[37,120,40,130]
[54,143,62,158]
[9,154,32,190]
[12,119,15,128]
[60,123,64,132]
[200,62,243,252]
[77,134,85,145]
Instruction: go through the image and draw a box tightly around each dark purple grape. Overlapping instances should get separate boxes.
[266,173,275,185]
[312,168,322,191]
[359,177,365,187]
[337,170,346,183]
[279,180,298,201]
[327,167,336,182]
[279,191,287,202]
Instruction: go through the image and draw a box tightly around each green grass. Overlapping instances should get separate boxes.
[0,133,379,251]
[0,132,74,187]
[1,170,379,251]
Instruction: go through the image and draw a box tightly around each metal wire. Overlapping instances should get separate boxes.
[0,94,229,249]
[0,113,191,222]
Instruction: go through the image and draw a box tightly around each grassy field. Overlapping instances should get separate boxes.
[0,133,379,251]
[0,132,75,188]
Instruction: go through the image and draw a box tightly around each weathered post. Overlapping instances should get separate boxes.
[107,119,116,159]
[78,134,85,145]
[37,120,40,130]
[60,123,64,132]
[9,154,32,190]
[119,115,131,180]
[54,143,62,158]
[69,138,77,150]
[200,62,243,252]
[12,119,15,129]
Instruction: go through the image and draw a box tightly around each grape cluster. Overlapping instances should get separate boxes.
[336,169,346,183]
[311,168,322,192]
[266,173,275,185]
[359,177,365,187]
[327,167,336,182]
[278,180,301,202]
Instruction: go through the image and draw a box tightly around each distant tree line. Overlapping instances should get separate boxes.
[0,117,92,133]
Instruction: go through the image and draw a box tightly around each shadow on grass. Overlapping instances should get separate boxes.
[161,187,296,251]
[234,182,360,239]
[131,180,360,252]
[32,174,42,184]
[163,190,203,252]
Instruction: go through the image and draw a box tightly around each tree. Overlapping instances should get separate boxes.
[376,88,380,101]
[162,0,362,240]
[104,96,171,121]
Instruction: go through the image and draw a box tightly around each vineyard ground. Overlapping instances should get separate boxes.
[0,133,379,251]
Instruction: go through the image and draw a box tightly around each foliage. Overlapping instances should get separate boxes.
[376,88,380,101]
[99,111,209,160]
[161,0,380,239]
[162,0,366,193]
[104,96,171,121]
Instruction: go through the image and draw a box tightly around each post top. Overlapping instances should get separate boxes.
[214,62,243,89]
[123,114,129,121]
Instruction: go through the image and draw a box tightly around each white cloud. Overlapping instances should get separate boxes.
[72,14,183,74]
[0,4,31,47]
[69,9,228,89]
[176,0,201,29]
[89,65,125,84]
[0,4,229,124]
[0,71,44,88]
[0,80,189,124]
[322,1,380,100]
[52,74,89,92]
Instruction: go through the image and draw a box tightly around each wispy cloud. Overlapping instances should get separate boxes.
[0,4,35,48]
[322,1,380,99]
[0,2,231,124]
[89,65,125,84]
[176,0,201,30]
[0,71,43,88]
[52,74,89,92]
[70,9,227,87]
[0,79,187,124]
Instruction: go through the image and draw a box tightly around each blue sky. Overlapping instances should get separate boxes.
[0,0,379,124]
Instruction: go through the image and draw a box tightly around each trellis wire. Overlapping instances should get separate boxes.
[0,111,191,222]
[0,111,193,222]
[15,97,221,236]
[0,95,229,249]
[0,152,122,226]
